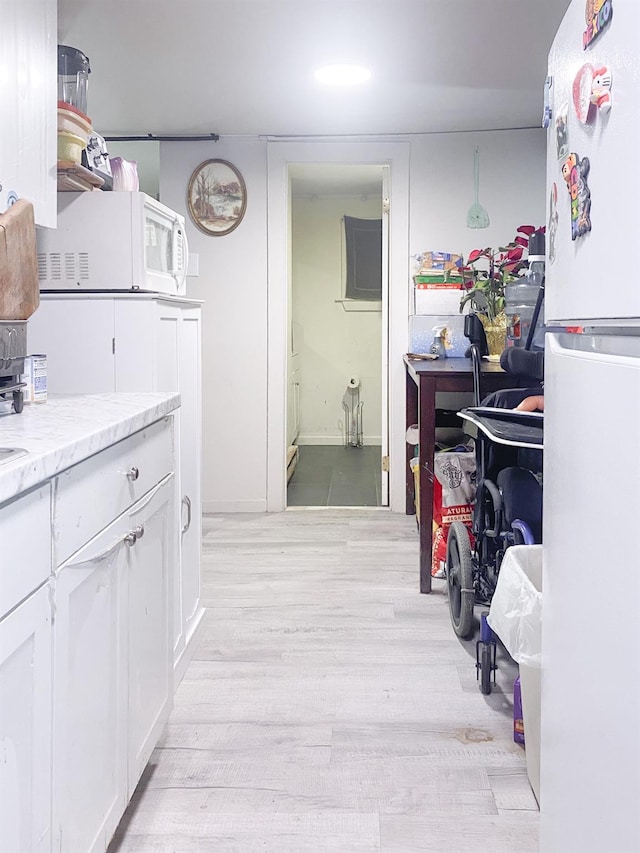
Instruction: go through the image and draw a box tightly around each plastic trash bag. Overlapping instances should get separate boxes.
[487,545,542,668]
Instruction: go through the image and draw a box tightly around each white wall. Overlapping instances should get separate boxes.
[291,194,382,445]
[107,140,160,199]
[409,129,546,266]
[157,128,546,513]
[409,127,547,415]
[159,138,268,512]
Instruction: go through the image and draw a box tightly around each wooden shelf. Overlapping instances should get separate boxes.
[57,161,104,192]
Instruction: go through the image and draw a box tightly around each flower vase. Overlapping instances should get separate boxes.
[479,312,507,357]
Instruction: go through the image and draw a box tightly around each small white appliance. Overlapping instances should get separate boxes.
[36,191,189,296]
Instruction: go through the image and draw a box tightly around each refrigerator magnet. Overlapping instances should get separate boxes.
[573,65,595,123]
[561,154,592,241]
[555,103,569,160]
[548,183,559,264]
[573,64,613,123]
[590,66,612,113]
[542,75,553,129]
[583,0,613,50]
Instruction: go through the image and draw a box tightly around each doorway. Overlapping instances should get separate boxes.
[285,164,387,507]
[266,139,410,514]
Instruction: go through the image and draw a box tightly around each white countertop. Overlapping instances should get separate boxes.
[0,392,180,506]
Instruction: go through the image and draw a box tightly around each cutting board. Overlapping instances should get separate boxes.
[0,199,39,320]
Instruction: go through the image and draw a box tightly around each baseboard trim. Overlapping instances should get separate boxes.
[203,499,268,513]
[297,436,382,446]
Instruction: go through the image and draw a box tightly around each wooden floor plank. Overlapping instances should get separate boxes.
[109,510,538,853]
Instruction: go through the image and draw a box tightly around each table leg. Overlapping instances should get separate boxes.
[405,369,418,515]
[418,376,436,593]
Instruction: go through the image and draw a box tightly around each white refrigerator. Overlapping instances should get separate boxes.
[541,1,640,851]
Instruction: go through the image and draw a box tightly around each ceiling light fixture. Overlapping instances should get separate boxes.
[314,64,371,86]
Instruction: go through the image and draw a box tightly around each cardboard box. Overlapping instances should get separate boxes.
[414,283,464,315]
[415,251,463,273]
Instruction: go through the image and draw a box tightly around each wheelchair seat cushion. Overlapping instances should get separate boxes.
[496,466,543,544]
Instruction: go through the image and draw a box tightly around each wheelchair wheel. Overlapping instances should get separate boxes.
[445,521,474,639]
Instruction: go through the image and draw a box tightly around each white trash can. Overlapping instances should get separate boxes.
[487,545,543,805]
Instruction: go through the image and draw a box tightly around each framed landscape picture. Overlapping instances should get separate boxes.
[187,159,247,235]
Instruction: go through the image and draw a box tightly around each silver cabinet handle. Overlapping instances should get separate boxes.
[124,524,145,546]
[181,495,192,534]
[126,466,140,481]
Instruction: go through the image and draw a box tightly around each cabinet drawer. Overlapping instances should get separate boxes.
[0,485,52,620]
[54,417,174,566]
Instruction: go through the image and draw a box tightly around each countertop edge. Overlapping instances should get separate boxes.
[0,392,180,506]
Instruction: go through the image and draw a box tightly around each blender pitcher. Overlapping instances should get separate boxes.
[58,45,91,116]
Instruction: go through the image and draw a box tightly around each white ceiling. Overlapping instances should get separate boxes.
[58,0,572,139]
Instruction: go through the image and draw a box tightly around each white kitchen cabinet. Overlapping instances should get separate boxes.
[29,293,204,679]
[126,476,174,791]
[0,484,52,853]
[53,525,128,853]
[0,0,56,227]
[0,395,179,853]
[52,429,175,853]
[0,583,53,853]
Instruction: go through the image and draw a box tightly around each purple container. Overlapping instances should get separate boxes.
[514,675,525,746]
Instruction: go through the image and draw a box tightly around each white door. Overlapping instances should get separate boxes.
[29,296,117,393]
[0,583,52,853]
[0,0,56,227]
[178,308,203,647]
[541,331,640,853]
[126,475,175,794]
[546,0,640,322]
[380,166,390,505]
[53,521,128,853]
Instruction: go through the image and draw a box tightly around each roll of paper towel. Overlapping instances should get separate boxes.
[348,377,360,390]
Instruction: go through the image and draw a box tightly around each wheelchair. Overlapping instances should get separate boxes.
[444,341,544,695]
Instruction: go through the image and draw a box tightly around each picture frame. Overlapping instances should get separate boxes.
[186,159,247,236]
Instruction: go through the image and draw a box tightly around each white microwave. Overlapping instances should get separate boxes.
[36,191,189,296]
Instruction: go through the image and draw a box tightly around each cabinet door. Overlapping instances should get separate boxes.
[0,0,56,227]
[178,307,202,648]
[53,520,129,853]
[28,297,117,393]
[0,582,52,853]
[152,304,185,664]
[127,474,175,794]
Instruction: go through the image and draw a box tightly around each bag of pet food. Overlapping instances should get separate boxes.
[431,447,476,578]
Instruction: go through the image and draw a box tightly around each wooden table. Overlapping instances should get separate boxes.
[404,355,519,593]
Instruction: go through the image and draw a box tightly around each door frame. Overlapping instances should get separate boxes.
[266,139,409,512]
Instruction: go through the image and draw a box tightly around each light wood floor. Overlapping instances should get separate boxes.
[109,510,538,852]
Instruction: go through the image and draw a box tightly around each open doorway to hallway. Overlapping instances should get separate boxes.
[285,164,387,507]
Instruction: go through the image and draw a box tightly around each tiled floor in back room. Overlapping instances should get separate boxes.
[108,510,538,853]
[287,444,382,507]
